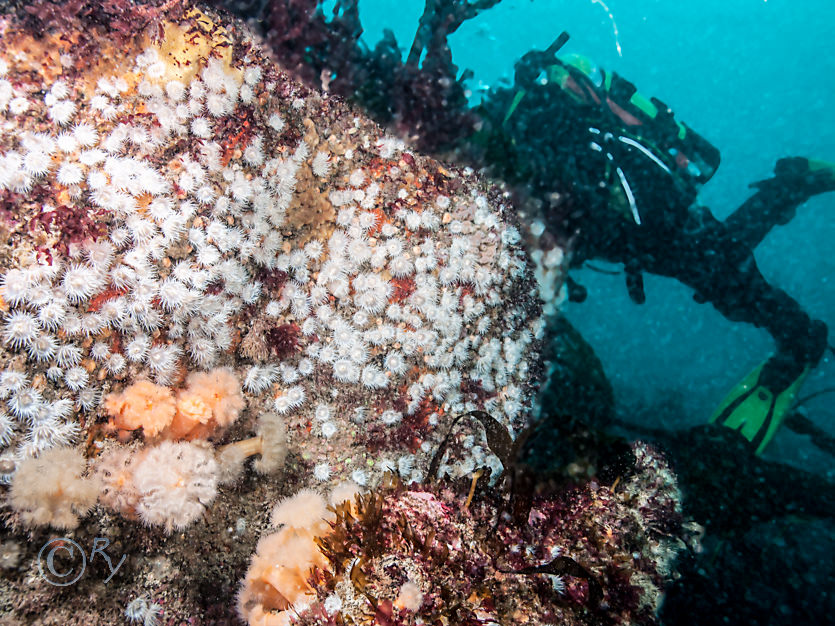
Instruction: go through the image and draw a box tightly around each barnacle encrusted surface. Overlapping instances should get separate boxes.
[0,2,543,491]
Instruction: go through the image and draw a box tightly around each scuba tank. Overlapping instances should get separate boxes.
[497,35,721,226]
[548,50,721,224]
[482,33,723,305]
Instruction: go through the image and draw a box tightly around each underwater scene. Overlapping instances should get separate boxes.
[0,0,832,624]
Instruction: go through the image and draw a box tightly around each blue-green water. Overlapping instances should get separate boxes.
[351,0,835,475]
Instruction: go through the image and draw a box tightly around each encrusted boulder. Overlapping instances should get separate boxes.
[0,2,543,491]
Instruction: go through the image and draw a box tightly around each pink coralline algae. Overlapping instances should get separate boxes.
[245,442,691,626]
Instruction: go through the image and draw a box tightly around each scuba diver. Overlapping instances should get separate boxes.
[472,33,835,456]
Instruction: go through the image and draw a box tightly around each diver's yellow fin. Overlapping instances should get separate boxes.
[710,361,809,455]
[503,89,527,126]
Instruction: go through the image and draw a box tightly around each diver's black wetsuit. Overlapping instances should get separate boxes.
[577,137,829,393]
[477,56,829,395]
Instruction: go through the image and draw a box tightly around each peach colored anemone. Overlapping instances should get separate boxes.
[103,380,177,437]
[165,368,245,440]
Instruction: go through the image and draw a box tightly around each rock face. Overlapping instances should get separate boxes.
[242,442,690,626]
[0,2,542,488]
[0,2,553,622]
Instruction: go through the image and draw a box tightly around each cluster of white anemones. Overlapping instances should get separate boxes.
[0,21,543,486]
[528,218,569,318]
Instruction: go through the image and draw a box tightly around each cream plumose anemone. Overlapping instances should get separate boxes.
[9,446,98,529]
[131,440,219,534]
[214,410,287,481]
